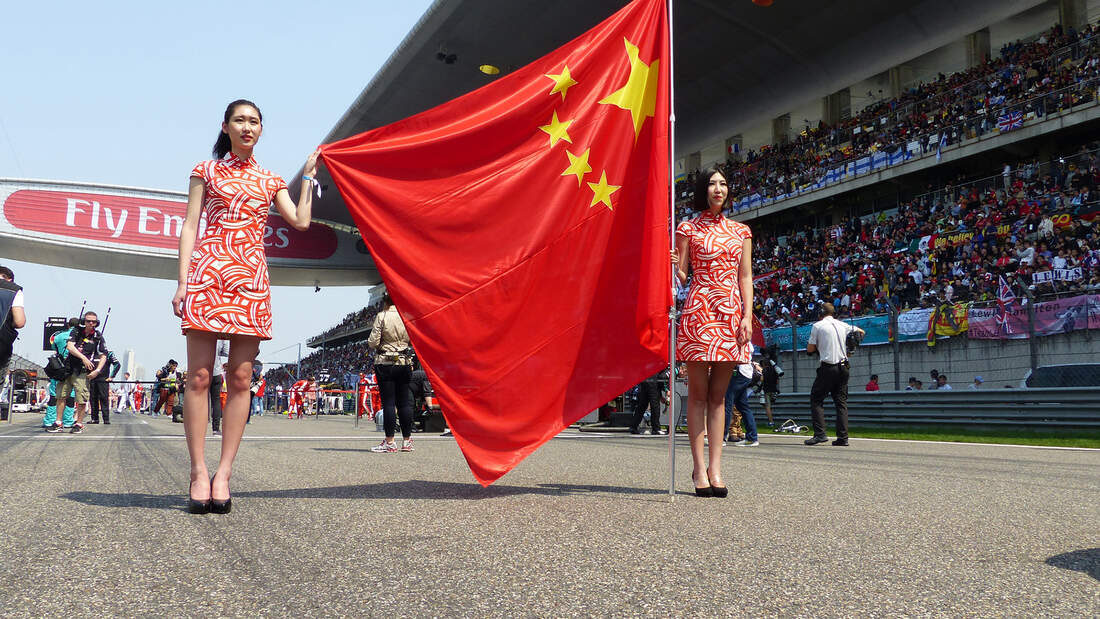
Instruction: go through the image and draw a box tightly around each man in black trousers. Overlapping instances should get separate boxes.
[88,349,120,424]
[630,368,669,435]
[804,303,864,446]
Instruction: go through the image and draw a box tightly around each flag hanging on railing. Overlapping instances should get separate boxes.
[997,110,1024,132]
[997,275,1018,335]
[320,0,671,486]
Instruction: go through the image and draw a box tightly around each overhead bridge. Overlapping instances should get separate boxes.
[0,178,379,286]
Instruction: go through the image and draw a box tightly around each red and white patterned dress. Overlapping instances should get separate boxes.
[182,153,287,339]
[676,211,753,362]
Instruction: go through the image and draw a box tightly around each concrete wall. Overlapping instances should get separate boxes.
[774,328,1100,393]
[989,1,1060,50]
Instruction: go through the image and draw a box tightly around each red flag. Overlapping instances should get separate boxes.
[320,0,670,485]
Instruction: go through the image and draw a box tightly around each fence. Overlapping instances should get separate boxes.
[766,388,1100,427]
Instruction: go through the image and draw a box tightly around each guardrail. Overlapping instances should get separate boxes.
[766,388,1100,427]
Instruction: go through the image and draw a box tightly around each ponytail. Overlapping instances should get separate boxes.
[211,99,262,160]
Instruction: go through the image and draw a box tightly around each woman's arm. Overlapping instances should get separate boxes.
[172,177,205,317]
[737,236,754,345]
[674,233,689,285]
[273,149,321,231]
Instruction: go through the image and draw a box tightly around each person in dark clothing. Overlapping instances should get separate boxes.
[0,266,26,411]
[630,369,669,435]
[88,350,121,424]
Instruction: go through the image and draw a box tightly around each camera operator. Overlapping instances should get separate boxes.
[760,346,784,427]
[153,360,181,417]
[804,303,864,447]
[88,349,121,424]
[0,266,26,407]
[58,311,108,434]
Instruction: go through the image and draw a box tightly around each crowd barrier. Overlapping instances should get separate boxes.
[766,388,1100,427]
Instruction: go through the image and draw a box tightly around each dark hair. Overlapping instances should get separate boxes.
[168,359,178,366]
[0,266,12,281]
[212,99,262,159]
[692,166,731,212]
[870,374,878,381]
[381,291,393,308]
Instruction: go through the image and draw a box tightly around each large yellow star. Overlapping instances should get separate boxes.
[598,38,659,140]
[544,66,578,101]
[538,110,573,148]
[561,149,592,186]
[587,171,620,210]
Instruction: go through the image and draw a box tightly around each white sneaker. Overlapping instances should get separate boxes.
[734,439,759,447]
[370,441,398,454]
[400,439,414,452]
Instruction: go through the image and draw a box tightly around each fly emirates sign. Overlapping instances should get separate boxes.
[3,188,336,260]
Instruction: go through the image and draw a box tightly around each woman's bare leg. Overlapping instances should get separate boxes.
[685,361,712,487]
[706,362,736,487]
[211,335,260,501]
[184,331,217,500]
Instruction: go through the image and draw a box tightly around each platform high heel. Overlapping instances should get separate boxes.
[188,479,211,514]
[707,468,728,498]
[692,471,713,497]
[210,475,232,514]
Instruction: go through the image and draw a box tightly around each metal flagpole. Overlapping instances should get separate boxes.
[666,0,678,500]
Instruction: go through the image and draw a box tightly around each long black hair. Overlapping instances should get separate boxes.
[212,99,261,159]
[692,166,731,212]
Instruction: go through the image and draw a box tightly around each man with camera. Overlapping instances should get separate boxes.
[88,349,121,424]
[760,346,784,428]
[804,302,864,447]
[153,360,181,417]
[57,311,109,434]
[0,266,25,416]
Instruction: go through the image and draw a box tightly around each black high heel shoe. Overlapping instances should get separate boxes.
[692,472,713,497]
[707,469,728,498]
[188,479,211,514]
[210,474,232,514]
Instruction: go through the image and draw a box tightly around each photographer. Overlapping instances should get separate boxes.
[0,266,25,408]
[88,349,121,424]
[58,311,108,434]
[760,347,783,427]
[804,303,864,447]
[153,360,181,417]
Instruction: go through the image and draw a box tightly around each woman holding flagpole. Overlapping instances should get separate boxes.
[673,167,754,497]
[173,99,319,514]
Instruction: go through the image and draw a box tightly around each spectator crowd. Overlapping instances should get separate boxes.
[677,21,1100,211]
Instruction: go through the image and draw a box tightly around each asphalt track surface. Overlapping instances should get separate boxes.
[0,412,1096,618]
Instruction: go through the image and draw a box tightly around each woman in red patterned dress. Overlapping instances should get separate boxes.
[673,167,753,498]
[172,99,320,513]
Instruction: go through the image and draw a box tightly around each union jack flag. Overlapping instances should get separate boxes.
[997,110,1024,132]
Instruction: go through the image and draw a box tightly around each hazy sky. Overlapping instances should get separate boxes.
[1,1,434,374]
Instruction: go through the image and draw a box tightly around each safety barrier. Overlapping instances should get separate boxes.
[766,387,1100,427]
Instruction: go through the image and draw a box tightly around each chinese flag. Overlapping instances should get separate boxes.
[320,0,670,485]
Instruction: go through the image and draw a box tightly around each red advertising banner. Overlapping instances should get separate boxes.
[3,189,337,260]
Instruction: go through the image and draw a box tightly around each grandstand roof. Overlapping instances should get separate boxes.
[303,0,1046,228]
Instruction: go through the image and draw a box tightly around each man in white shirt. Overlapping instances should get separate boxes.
[804,303,865,446]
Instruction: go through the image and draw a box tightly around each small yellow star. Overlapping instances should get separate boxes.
[544,66,578,101]
[598,38,659,140]
[561,149,592,186]
[538,110,574,148]
[587,171,621,210]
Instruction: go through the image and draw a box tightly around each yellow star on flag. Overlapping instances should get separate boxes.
[539,111,574,148]
[544,66,578,101]
[598,38,659,140]
[561,149,592,186]
[587,171,620,210]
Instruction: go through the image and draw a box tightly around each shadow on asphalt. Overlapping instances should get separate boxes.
[1046,548,1100,581]
[61,481,686,507]
[59,491,187,511]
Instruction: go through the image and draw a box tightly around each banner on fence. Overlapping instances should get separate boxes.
[1032,293,1100,335]
[764,314,890,351]
[897,307,934,342]
[967,305,1029,339]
